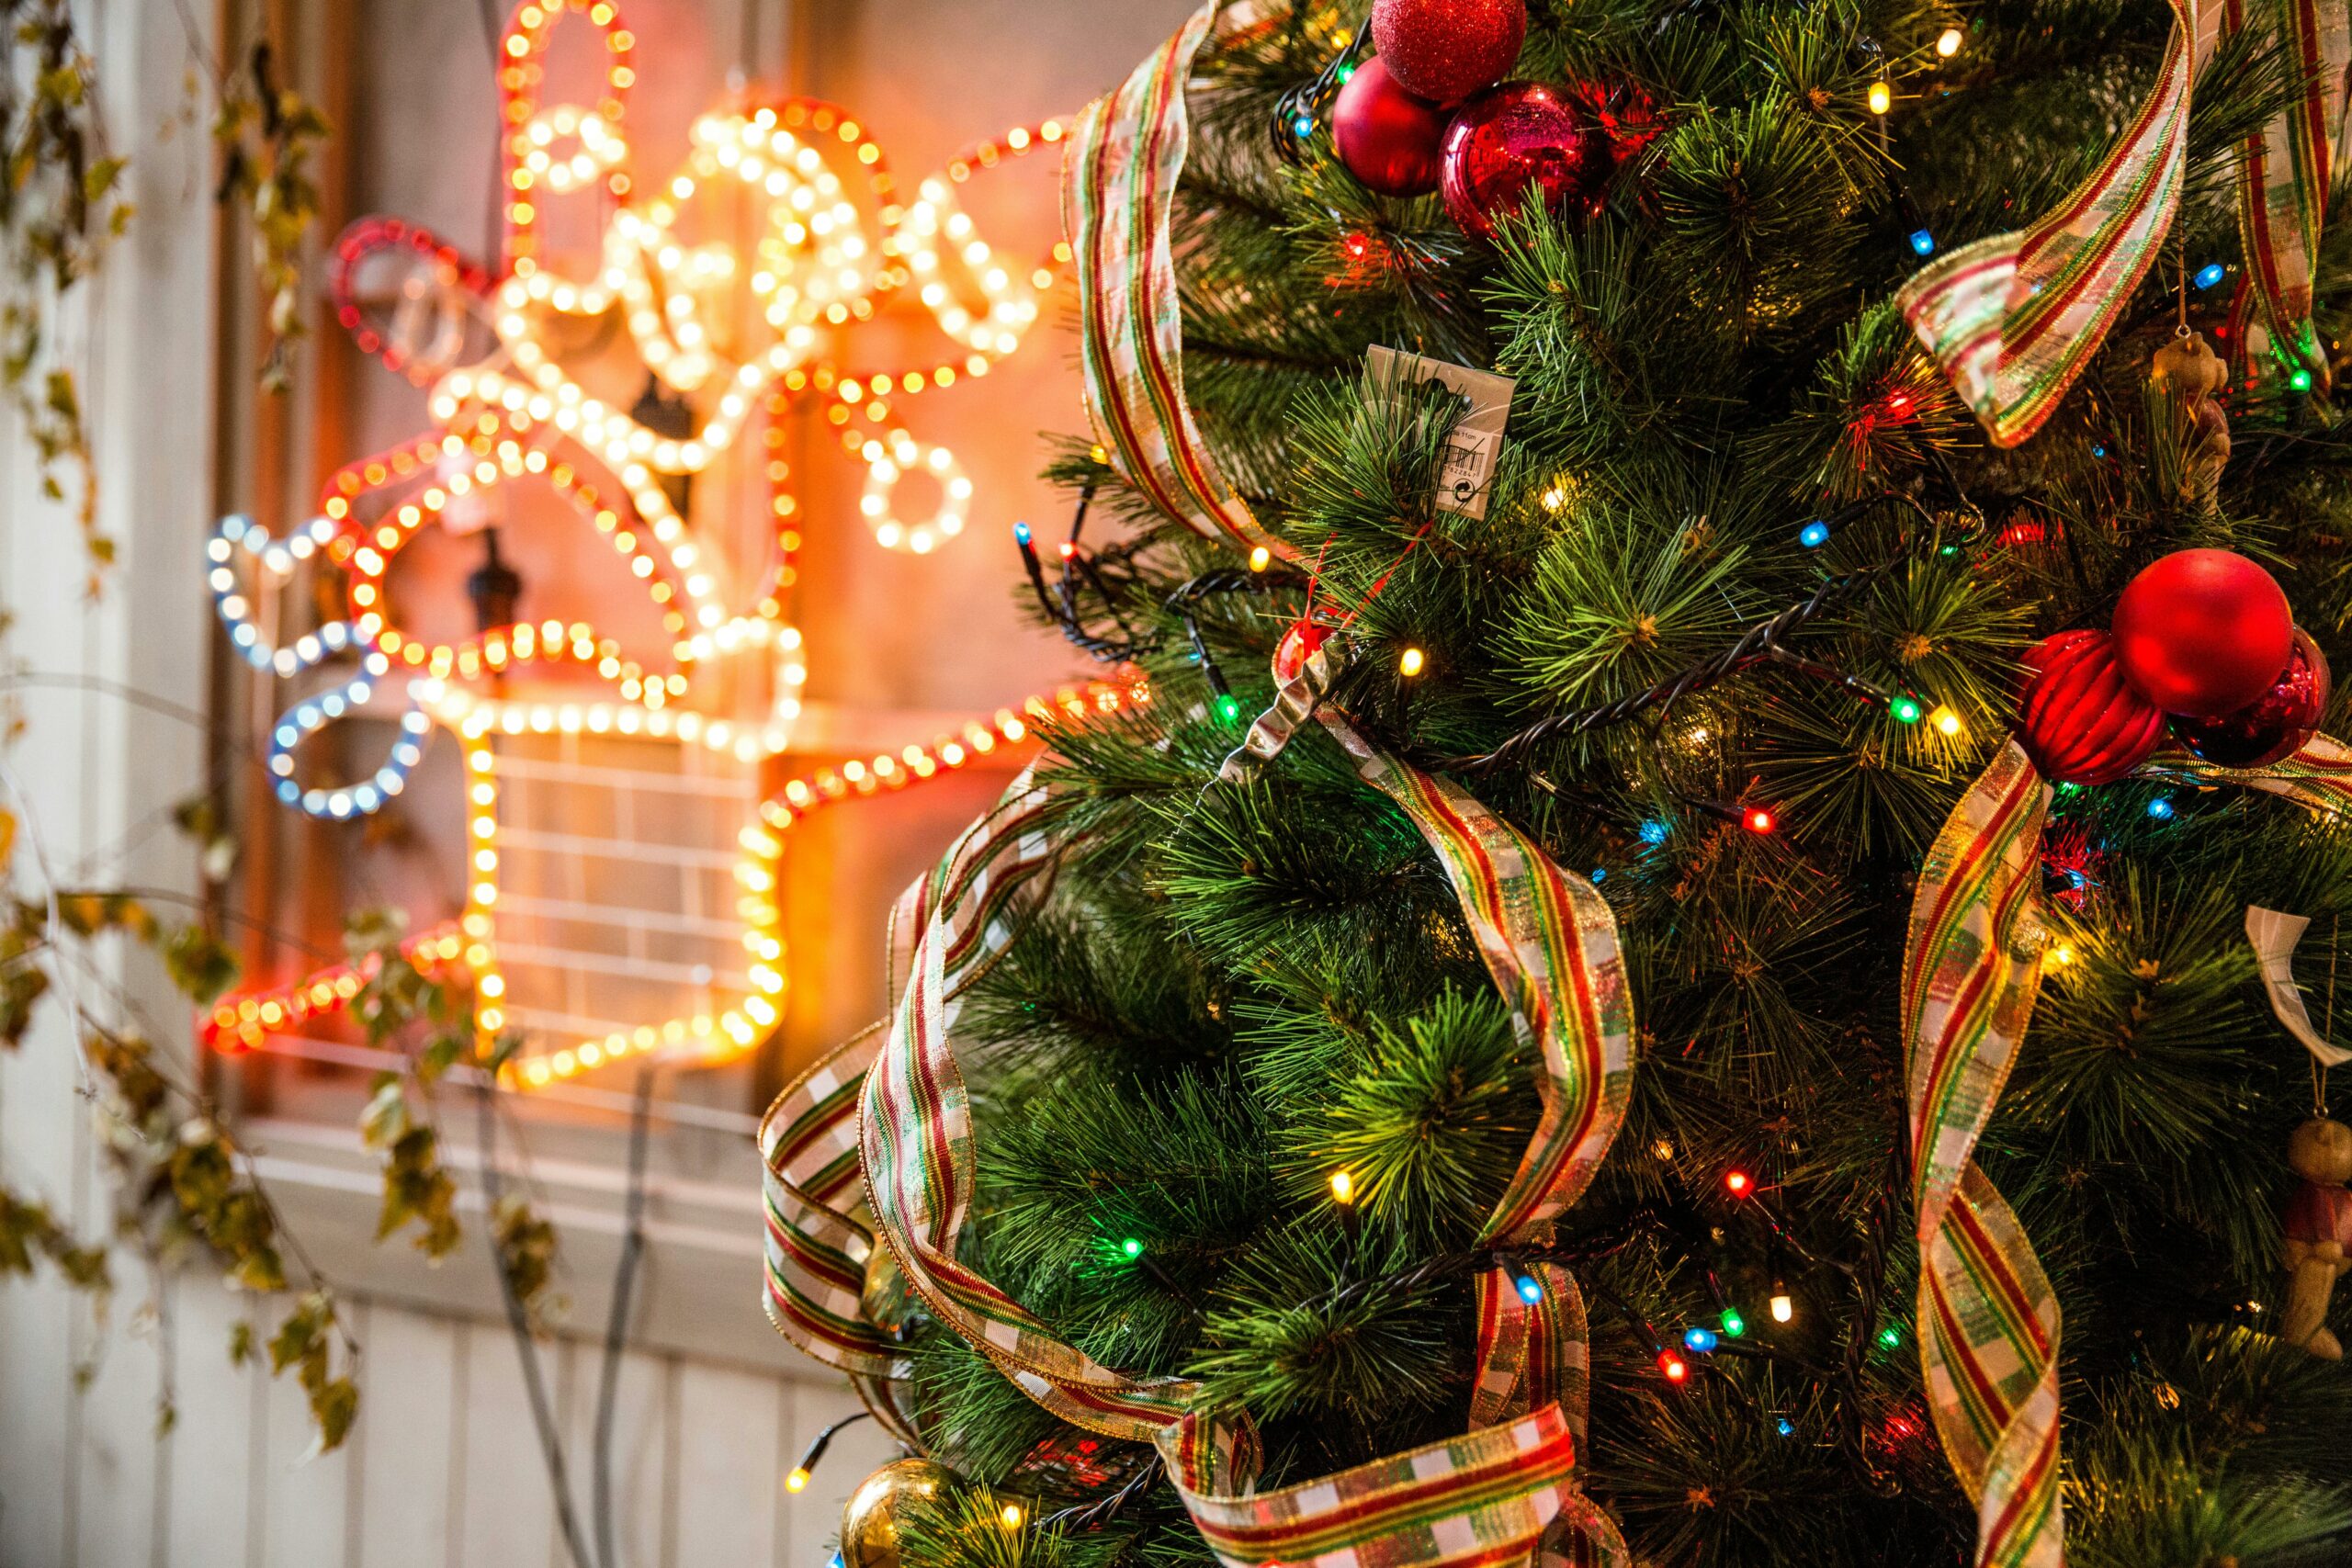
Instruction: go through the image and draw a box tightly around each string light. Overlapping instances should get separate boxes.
[1878,1325,1902,1348]
[1639,819,1669,847]
[2194,262,2226,289]
[1121,1237,1145,1259]
[1889,694,1923,724]
[1798,519,1831,548]
[999,1504,1024,1529]
[1514,1273,1545,1304]
[1928,705,1963,738]
[1721,1307,1747,1338]
[1770,1285,1794,1324]
[1329,1170,1357,1205]
[1908,229,1936,257]
[1744,807,1777,836]
[2146,795,2175,821]
[1398,646,1426,677]
[1775,1416,1796,1437]
[1724,1168,1754,1197]
[205,678,1148,1084]
[786,1468,810,1494]
[2048,942,2077,967]
[1867,81,1893,114]
[1249,545,1272,571]
[1682,1326,1718,1354]
[1935,26,1963,55]
[1657,1350,1690,1383]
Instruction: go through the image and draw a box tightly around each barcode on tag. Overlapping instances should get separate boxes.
[1364,345,1517,520]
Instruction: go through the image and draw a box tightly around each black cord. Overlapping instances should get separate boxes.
[592,1064,657,1568]
[1269,31,1369,166]
[475,1083,597,1568]
[1432,492,1950,774]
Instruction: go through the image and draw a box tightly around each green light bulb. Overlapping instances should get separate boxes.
[1890,695,1922,725]
[1214,694,1242,724]
[2291,368,2315,392]
[1879,1325,1901,1347]
[1721,1308,1747,1338]
[1121,1237,1144,1259]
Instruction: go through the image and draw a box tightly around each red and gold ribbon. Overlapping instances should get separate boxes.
[1906,731,2352,1568]
[765,634,1634,1566]
[1062,2,1297,564]
[2226,0,2351,391]
[1897,0,2225,447]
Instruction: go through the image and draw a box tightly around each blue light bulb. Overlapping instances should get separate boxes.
[1589,867,1607,884]
[1639,820,1669,847]
[2194,262,2226,290]
[2146,795,2175,821]
[1775,1418,1795,1438]
[1292,114,1316,140]
[1799,520,1830,549]
[1683,1326,1719,1354]
[1514,1274,1545,1304]
[1013,520,1032,546]
[1907,229,1935,257]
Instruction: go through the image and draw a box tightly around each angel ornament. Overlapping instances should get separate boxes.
[2248,908,2352,1357]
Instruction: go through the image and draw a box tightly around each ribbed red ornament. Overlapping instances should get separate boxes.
[2016,630,2166,785]
[1371,0,1526,106]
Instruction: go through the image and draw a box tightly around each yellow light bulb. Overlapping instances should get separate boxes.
[786,1468,810,1495]
[1867,81,1893,114]
[1770,1291,1794,1324]
[1329,1170,1357,1206]
[1936,27,1963,56]
[1399,647,1426,678]
[1000,1504,1024,1529]
[1249,545,1272,572]
[2048,943,2076,967]
[1928,705,1963,738]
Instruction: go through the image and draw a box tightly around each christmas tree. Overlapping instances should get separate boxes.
[765,2,2352,1565]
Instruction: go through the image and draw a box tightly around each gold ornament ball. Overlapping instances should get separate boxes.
[839,1457,957,1568]
[862,1242,913,1334]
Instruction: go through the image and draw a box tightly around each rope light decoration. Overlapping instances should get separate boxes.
[206,0,1098,1089]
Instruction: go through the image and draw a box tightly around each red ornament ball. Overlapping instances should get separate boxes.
[1273,619,1329,685]
[1333,57,1448,197]
[1372,0,1526,105]
[2170,628,2331,768]
[1440,83,1613,241]
[2110,548,2295,718]
[2016,630,2166,786]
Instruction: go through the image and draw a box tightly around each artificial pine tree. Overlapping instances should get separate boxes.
[765,1,2352,1564]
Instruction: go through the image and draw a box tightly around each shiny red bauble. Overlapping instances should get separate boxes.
[2170,628,2332,767]
[2110,548,2295,718]
[1440,82,1613,241]
[1372,0,1526,105]
[1273,619,1329,684]
[1333,57,1449,197]
[2016,630,2167,785]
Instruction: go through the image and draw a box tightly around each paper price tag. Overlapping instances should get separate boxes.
[1365,345,1517,521]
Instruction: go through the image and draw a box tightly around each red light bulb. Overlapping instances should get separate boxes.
[1744,807,1775,835]
[1658,1350,1690,1383]
[1724,1168,1753,1197]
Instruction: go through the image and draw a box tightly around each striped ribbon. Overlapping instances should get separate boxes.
[1896,0,2225,446]
[1906,730,2352,1568]
[765,637,1634,1566]
[2227,0,2351,392]
[1063,2,1297,564]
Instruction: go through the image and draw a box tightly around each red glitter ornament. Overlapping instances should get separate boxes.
[1439,82,1612,240]
[1332,57,1449,197]
[1371,0,1526,105]
[2110,548,2295,718]
[2170,628,2331,767]
[2015,630,2166,786]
